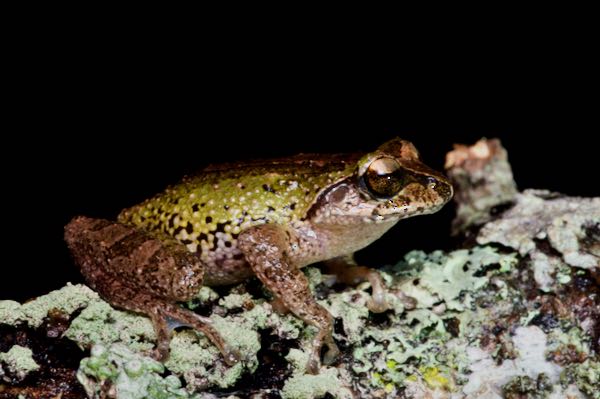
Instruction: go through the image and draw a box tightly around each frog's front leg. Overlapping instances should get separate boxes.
[64,216,239,365]
[238,224,340,374]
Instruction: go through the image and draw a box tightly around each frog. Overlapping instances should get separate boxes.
[64,137,453,374]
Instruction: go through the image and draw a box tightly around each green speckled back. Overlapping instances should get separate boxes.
[118,154,359,256]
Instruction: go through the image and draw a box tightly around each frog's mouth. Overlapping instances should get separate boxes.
[370,204,446,222]
[370,182,453,222]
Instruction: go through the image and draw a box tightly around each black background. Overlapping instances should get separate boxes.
[2,33,597,301]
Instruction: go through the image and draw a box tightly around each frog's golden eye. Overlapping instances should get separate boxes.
[363,157,405,198]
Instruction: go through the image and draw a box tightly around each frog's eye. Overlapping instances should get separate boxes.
[363,157,405,198]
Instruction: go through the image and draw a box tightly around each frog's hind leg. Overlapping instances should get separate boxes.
[65,216,239,365]
[95,282,239,365]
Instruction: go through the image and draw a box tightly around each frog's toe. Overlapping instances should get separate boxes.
[367,295,390,313]
[151,344,170,362]
[222,346,242,366]
[323,342,340,366]
[394,289,417,310]
[305,355,321,375]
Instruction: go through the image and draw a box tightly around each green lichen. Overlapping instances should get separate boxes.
[0,345,39,382]
[285,348,310,375]
[561,359,600,399]
[321,290,369,343]
[212,315,261,369]
[164,300,301,390]
[556,263,572,284]
[187,286,219,309]
[397,247,517,311]
[0,283,99,328]
[281,368,352,399]
[163,329,244,392]
[3,240,598,397]
[164,330,219,374]
[343,247,520,395]
[78,344,203,399]
[546,326,591,361]
[0,300,22,325]
[21,283,99,328]
[502,374,552,399]
[303,266,323,292]
[218,292,253,310]
[65,300,156,353]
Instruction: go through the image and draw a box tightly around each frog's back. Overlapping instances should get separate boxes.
[117,154,358,283]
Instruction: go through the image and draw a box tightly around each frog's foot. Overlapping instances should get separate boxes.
[161,302,241,366]
[108,295,240,365]
[324,255,390,313]
[239,224,340,375]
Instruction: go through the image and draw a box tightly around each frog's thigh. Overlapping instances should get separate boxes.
[65,217,238,364]
[66,216,204,302]
[238,224,339,374]
[324,255,389,313]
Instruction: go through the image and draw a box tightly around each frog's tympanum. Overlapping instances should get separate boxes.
[65,138,453,373]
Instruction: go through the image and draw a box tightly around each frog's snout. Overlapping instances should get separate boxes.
[428,175,454,205]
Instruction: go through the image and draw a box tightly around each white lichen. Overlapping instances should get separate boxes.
[478,190,600,269]
[281,368,353,399]
[463,326,563,397]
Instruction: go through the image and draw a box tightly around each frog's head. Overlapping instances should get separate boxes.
[311,138,453,224]
[356,137,453,221]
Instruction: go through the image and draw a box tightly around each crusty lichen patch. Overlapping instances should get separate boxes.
[2,239,599,398]
[281,368,353,399]
[561,359,600,399]
[65,300,157,353]
[0,283,99,328]
[78,344,200,399]
[478,189,600,269]
[0,345,39,382]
